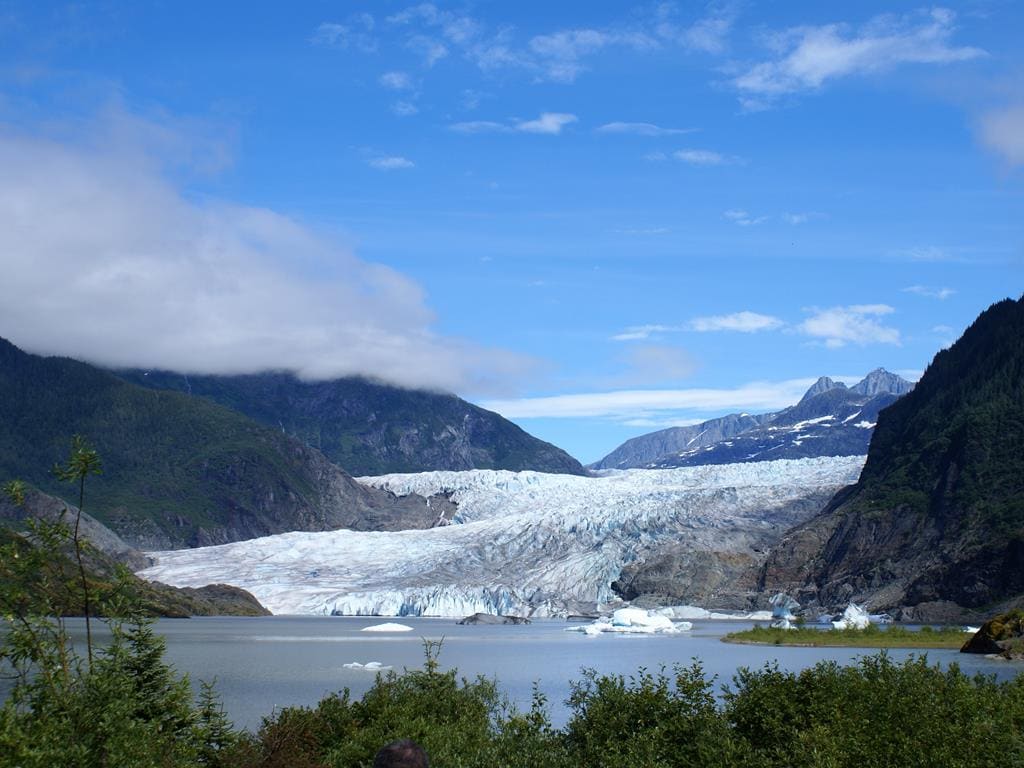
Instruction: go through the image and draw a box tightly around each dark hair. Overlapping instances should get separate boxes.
[373,739,430,768]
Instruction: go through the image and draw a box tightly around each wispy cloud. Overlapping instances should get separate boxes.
[611,324,681,341]
[527,28,656,82]
[516,112,578,134]
[689,311,783,333]
[897,245,959,262]
[798,304,900,348]
[734,8,985,106]
[723,209,768,226]
[613,311,783,340]
[481,377,837,420]
[652,2,738,55]
[673,149,736,165]
[596,121,695,137]
[312,15,377,52]
[781,211,824,225]
[902,285,955,300]
[367,155,414,170]
[977,104,1024,167]
[450,112,577,136]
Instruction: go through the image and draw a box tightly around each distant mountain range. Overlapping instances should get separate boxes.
[760,296,1024,620]
[592,369,914,470]
[116,369,586,477]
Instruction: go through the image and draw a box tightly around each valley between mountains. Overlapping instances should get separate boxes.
[3,297,1023,622]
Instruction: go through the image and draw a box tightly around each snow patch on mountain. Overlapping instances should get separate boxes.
[139,457,865,617]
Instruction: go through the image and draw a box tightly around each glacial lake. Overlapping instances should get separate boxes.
[12,616,1023,732]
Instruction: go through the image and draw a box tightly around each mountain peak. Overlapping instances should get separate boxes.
[799,376,847,404]
[850,368,914,397]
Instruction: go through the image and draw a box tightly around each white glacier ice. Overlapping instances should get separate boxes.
[138,457,865,617]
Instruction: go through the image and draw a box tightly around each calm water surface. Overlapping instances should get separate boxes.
[13,616,1023,732]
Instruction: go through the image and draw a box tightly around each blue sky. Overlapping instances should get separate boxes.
[0,2,1021,463]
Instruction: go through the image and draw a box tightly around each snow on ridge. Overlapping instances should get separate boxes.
[140,456,865,617]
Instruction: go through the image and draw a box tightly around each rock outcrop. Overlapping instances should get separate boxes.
[759,297,1024,617]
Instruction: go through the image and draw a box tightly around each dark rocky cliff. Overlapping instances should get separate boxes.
[759,297,1024,618]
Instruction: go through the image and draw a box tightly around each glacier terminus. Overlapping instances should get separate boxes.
[138,457,865,617]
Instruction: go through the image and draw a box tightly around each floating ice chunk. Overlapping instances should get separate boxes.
[567,609,692,635]
[655,605,712,620]
[963,626,981,634]
[769,593,800,628]
[361,622,414,632]
[343,661,393,671]
[745,611,774,622]
[832,603,870,630]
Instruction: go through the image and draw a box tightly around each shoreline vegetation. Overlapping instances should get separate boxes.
[723,623,974,649]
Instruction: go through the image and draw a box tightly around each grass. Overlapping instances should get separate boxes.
[723,623,973,649]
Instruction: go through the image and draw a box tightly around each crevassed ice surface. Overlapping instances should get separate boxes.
[139,457,864,617]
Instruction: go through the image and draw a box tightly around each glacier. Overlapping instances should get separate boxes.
[138,457,864,617]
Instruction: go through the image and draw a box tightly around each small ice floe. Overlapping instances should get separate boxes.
[832,603,871,630]
[361,622,414,632]
[963,626,981,634]
[566,607,693,635]
[343,661,393,671]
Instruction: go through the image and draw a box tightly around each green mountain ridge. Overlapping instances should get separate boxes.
[0,338,437,549]
[115,368,587,476]
[759,296,1024,619]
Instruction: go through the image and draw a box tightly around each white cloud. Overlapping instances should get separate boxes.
[379,71,413,90]
[689,312,784,333]
[798,305,901,348]
[481,377,838,420]
[902,285,955,300]
[595,122,695,136]
[0,112,533,394]
[673,149,734,165]
[450,113,577,136]
[367,155,414,170]
[734,8,985,104]
[516,112,578,135]
[723,209,769,226]
[611,324,680,341]
[781,211,825,225]
[978,104,1024,167]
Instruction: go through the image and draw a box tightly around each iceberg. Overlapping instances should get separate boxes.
[139,457,865,616]
[567,608,693,635]
[361,623,414,633]
[343,661,392,671]
[832,603,871,630]
[769,593,800,629]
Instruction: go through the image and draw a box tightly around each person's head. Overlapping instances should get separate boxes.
[373,739,430,768]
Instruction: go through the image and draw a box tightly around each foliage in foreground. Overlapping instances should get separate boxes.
[724,623,973,648]
[221,652,1024,768]
[3,441,1024,767]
